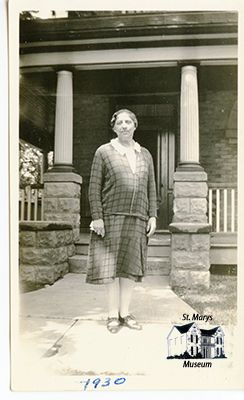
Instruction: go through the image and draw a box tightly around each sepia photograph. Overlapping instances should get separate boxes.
[7,0,244,393]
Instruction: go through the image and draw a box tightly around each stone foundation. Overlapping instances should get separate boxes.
[43,172,82,241]
[19,221,75,287]
[169,224,211,289]
[170,170,211,289]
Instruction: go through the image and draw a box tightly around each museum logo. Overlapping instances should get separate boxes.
[166,321,226,367]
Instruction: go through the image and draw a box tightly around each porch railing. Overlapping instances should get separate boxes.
[19,185,44,221]
[208,185,237,233]
[19,182,237,229]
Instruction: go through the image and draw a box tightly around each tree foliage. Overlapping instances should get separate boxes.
[19,140,43,187]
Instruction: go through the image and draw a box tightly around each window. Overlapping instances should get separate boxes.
[217,348,219,356]
[196,335,198,343]
[191,335,194,342]
[191,346,194,356]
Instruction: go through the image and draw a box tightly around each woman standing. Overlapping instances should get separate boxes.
[86,109,157,333]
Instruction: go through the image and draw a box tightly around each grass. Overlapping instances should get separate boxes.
[173,274,237,326]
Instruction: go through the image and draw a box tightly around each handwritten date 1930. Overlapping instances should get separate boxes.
[80,377,126,391]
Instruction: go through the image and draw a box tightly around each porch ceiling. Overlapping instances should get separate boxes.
[20,11,237,45]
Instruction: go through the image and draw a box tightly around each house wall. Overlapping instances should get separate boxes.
[72,88,237,226]
[19,68,237,227]
[175,88,237,185]
[168,334,187,356]
[186,328,202,356]
[73,94,111,178]
[73,94,111,226]
[19,73,56,151]
[21,81,237,191]
[215,332,225,356]
[199,90,237,186]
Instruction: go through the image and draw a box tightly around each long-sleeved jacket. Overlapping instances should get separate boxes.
[88,140,157,221]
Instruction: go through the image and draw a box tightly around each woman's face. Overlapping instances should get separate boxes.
[113,112,136,144]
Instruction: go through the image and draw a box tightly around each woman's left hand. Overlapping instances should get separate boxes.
[147,217,156,237]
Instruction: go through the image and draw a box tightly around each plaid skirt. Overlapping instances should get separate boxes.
[86,215,148,284]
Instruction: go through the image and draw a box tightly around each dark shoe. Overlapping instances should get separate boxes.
[119,314,142,330]
[106,317,121,334]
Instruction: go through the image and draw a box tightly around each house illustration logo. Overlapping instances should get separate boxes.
[167,322,226,359]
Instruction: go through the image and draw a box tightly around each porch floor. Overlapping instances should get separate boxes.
[15,273,199,390]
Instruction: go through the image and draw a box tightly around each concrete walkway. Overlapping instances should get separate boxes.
[14,273,200,391]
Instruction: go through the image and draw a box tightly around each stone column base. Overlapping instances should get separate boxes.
[170,166,211,289]
[43,172,82,241]
[169,223,211,289]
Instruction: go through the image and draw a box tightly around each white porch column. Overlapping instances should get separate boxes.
[54,70,73,170]
[43,69,82,241]
[180,65,199,166]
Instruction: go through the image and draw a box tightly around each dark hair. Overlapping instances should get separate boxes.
[110,109,138,129]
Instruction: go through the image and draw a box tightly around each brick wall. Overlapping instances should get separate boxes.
[73,95,112,225]
[73,95,111,177]
[73,90,237,227]
[199,90,237,185]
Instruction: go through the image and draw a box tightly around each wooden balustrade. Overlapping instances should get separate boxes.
[19,182,237,231]
[19,185,44,221]
[208,186,237,232]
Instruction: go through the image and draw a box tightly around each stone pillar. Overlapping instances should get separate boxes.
[54,70,73,171]
[169,65,211,289]
[43,70,82,242]
[43,172,82,242]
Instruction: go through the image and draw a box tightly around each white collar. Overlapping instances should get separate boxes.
[110,138,141,155]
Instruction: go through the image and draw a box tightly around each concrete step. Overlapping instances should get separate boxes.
[146,257,170,275]
[71,231,171,275]
[73,232,237,270]
[75,232,172,257]
[76,232,171,244]
[75,243,89,255]
[75,243,171,257]
[149,232,171,260]
[69,254,170,275]
[76,233,90,244]
[69,255,87,273]
[210,232,237,265]
[149,232,171,245]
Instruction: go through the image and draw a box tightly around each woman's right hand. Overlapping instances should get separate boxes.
[92,219,105,237]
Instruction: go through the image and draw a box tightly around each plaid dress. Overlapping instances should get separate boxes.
[86,139,157,284]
